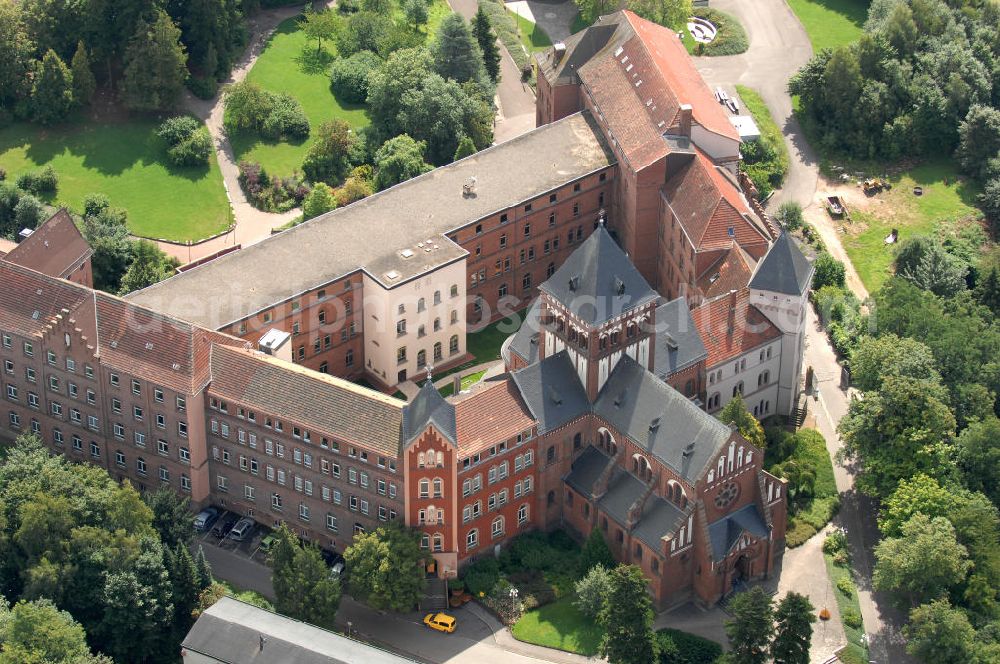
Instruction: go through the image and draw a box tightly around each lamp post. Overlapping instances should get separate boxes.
[509,587,519,619]
[346,621,352,638]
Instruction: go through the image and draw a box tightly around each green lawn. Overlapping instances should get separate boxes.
[509,10,552,53]
[0,119,231,242]
[823,551,870,664]
[233,17,370,178]
[438,369,487,397]
[766,429,839,547]
[786,0,868,52]
[842,160,981,293]
[511,595,602,656]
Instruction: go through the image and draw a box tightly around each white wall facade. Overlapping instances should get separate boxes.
[749,288,809,416]
[705,341,781,419]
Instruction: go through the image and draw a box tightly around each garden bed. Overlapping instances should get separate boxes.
[735,85,789,200]
[822,534,870,664]
[765,428,839,547]
[684,9,748,56]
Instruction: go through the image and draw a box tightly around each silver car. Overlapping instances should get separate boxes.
[227,517,256,542]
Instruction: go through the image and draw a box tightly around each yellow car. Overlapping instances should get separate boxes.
[422,612,457,633]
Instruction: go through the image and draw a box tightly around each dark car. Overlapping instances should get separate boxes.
[211,513,239,538]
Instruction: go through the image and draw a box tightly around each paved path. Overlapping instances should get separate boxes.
[803,306,913,664]
[196,540,602,663]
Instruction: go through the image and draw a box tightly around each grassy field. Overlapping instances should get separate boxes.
[511,596,602,656]
[0,119,231,242]
[766,429,839,547]
[786,0,868,52]
[841,160,981,293]
[823,551,870,664]
[509,10,552,53]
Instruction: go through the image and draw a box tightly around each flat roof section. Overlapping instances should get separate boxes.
[127,112,615,330]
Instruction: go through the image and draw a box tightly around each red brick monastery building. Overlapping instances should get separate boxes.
[0,11,812,607]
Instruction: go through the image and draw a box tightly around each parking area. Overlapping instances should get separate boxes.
[194,507,275,563]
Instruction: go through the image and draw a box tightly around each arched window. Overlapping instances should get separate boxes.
[419,479,429,497]
[433,342,442,361]
[450,310,458,324]
[434,317,441,331]
[433,478,443,497]
[466,529,478,550]
[737,446,745,467]
[573,432,582,449]
[633,543,642,560]
[449,335,459,353]
[417,349,426,368]
[434,290,441,305]
[733,381,744,397]
[417,297,426,312]
[546,446,556,463]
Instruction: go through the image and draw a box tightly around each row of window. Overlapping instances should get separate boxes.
[465,504,530,550]
[396,336,460,365]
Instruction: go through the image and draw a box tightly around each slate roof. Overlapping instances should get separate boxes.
[632,495,687,549]
[652,297,707,378]
[598,469,647,527]
[594,354,732,483]
[690,288,782,368]
[128,112,614,329]
[536,21,620,85]
[182,596,418,664]
[748,231,814,296]
[505,300,541,366]
[564,445,613,496]
[707,504,770,561]
[538,224,658,326]
[210,345,404,456]
[453,378,534,453]
[510,351,589,434]
[402,379,456,446]
[4,209,92,280]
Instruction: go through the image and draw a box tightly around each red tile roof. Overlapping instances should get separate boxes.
[4,209,92,279]
[624,12,739,143]
[0,260,92,338]
[664,151,769,252]
[453,378,536,453]
[690,288,781,367]
[697,243,756,301]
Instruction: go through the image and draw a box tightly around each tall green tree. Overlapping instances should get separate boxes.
[193,545,213,590]
[367,47,433,138]
[578,526,615,574]
[397,73,493,164]
[32,49,73,125]
[303,182,337,220]
[957,105,1000,181]
[0,598,110,664]
[145,488,194,550]
[0,1,33,110]
[598,565,658,664]
[302,119,357,185]
[627,0,692,30]
[291,545,342,629]
[431,13,486,86]
[725,586,774,664]
[718,394,766,449]
[83,204,133,293]
[574,564,611,619]
[471,6,501,83]
[374,134,433,190]
[957,417,1000,506]
[771,592,815,664]
[453,135,476,161]
[117,239,179,295]
[300,8,339,55]
[973,265,1000,315]
[70,41,97,106]
[904,599,980,664]
[268,524,303,617]
[167,543,201,636]
[848,334,941,392]
[574,0,616,25]
[122,10,188,112]
[403,0,429,30]
[873,513,971,606]
[344,522,426,612]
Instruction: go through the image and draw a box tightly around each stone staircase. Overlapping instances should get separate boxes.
[419,578,449,611]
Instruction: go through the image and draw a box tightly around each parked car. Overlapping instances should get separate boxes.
[422,612,456,634]
[192,507,219,532]
[211,513,239,538]
[228,517,256,542]
[329,560,345,578]
[258,532,278,554]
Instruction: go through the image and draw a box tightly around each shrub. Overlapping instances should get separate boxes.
[776,201,804,230]
[167,128,213,167]
[823,529,847,555]
[15,166,59,195]
[14,194,45,229]
[0,169,6,181]
[329,51,382,104]
[692,8,748,57]
[833,549,851,567]
[507,569,556,607]
[335,176,373,206]
[842,608,863,629]
[574,565,611,619]
[302,182,337,220]
[836,576,855,597]
[157,115,201,145]
[463,557,501,598]
[237,161,309,212]
[657,628,724,664]
[261,94,310,140]
[813,252,846,290]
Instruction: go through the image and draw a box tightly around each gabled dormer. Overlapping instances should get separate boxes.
[402,379,456,451]
[537,223,659,400]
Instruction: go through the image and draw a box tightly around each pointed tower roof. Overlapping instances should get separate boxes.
[401,379,456,446]
[748,232,813,296]
[538,224,657,326]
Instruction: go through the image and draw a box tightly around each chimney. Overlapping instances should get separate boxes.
[553,42,566,64]
[678,104,693,137]
[727,289,738,334]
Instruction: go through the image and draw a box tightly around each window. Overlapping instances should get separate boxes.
[492,516,504,538]
[158,439,169,455]
[299,503,310,521]
[245,484,255,500]
[137,457,148,476]
[159,466,170,482]
[433,478,443,498]
[518,503,529,524]
[419,478,429,498]
[272,493,283,510]
[466,529,478,550]
[131,379,141,395]
[90,442,101,458]
[115,451,125,466]
[326,514,338,532]
[181,475,191,492]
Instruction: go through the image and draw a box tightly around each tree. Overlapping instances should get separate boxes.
[397,73,493,164]
[268,524,303,617]
[166,543,201,636]
[374,134,433,190]
[981,178,1000,235]
[579,527,615,575]
[974,265,1000,315]
[453,135,476,161]
[292,546,342,629]
[0,598,109,664]
[117,239,179,295]
[336,175,374,206]
[812,252,845,290]
[725,587,774,664]
[574,0,617,25]
[627,0,692,30]
[404,0,429,30]
[898,241,967,297]
[302,119,357,185]
[873,513,971,606]
[957,417,1000,506]
[718,394,766,449]
[775,202,803,230]
[432,13,486,86]
[771,592,815,664]
[31,49,73,125]
[145,488,194,550]
[367,47,433,138]
[0,1,34,110]
[194,545,213,590]
[83,205,132,292]
[848,334,941,392]
[877,474,967,538]
[472,6,501,83]
[303,182,337,220]
[838,375,956,498]
[344,522,426,612]
[574,564,612,619]
[598,565,658,664]
[300,8,339,55]
[13,194,44,231]
[71,41,96,107]
[329,50,382,104]
[957,105,1000,181]
[905,599,979,664]
[122,10,188,112]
